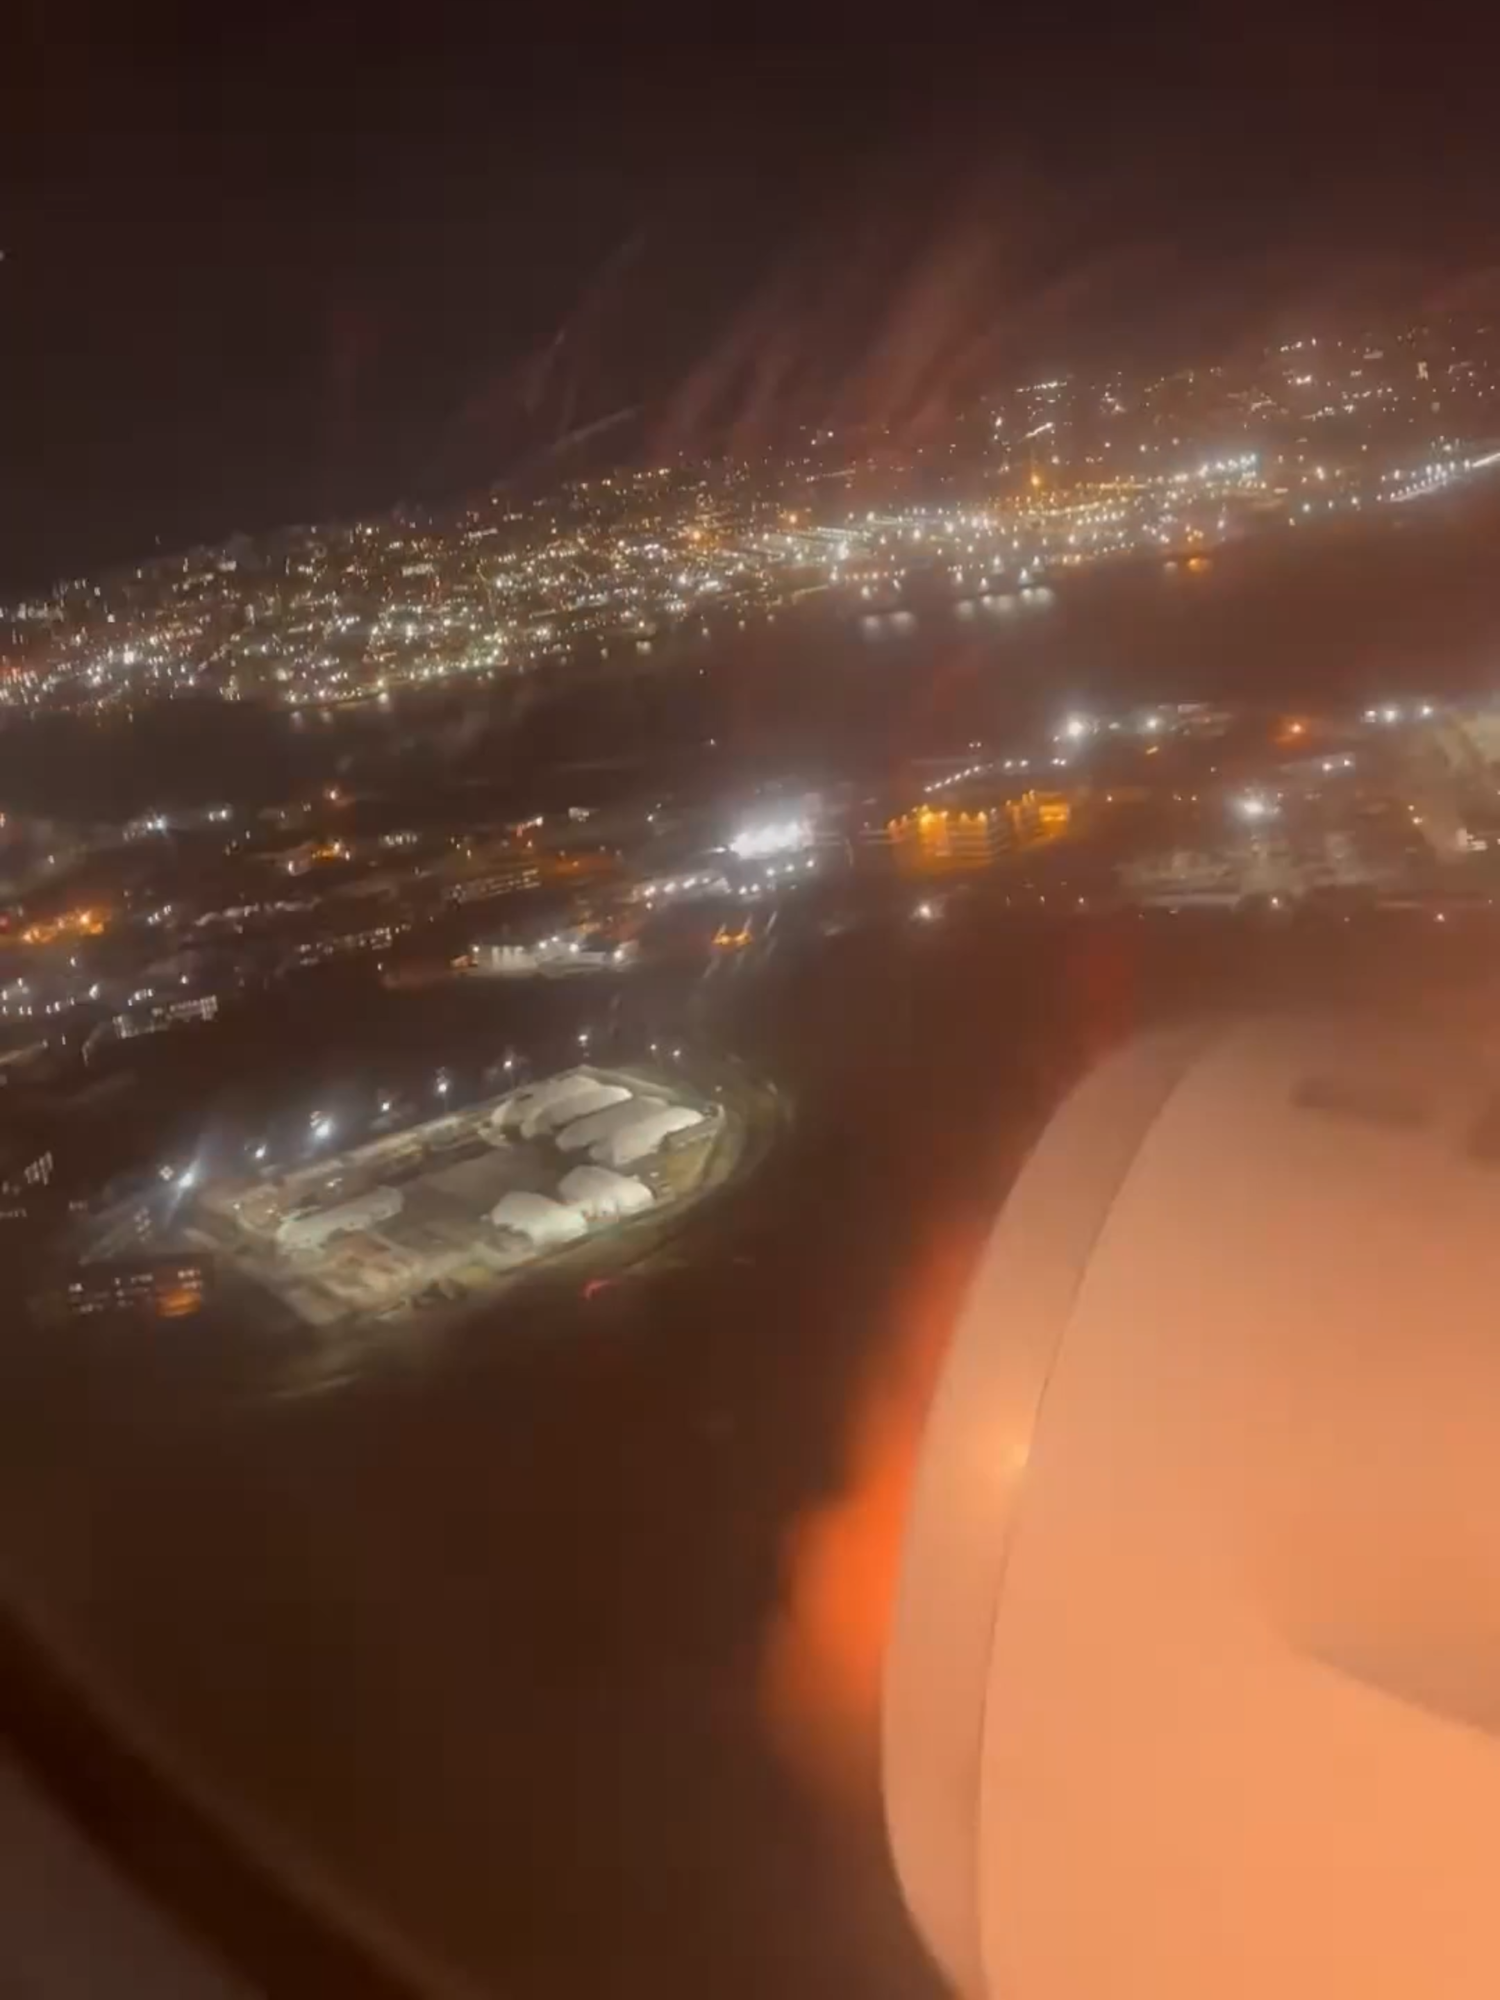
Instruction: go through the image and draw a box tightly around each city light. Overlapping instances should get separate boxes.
[1235,793,1278,821]
[730,818,812,861]
[3,323,1495,722]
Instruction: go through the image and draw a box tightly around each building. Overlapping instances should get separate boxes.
[469,926,634,976]
[868,805,1016,876]
[56,1255,210,1321]
[591,1104,704,1168]
[275,1187,404,1254]
[0,1143,54,1224]
[497,1072,630,1139]
[112,992,219,1041]
[442,860,541,906]
[556,1096,662,1154]
[488,1191,588,1246]
[558,1166,654,1220]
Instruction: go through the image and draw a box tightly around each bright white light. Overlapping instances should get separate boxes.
[178,1164,198,1190]
[913,902,937,922]
[252,1144,267,1162]
[1060,714,1091,741]
[1381,705,1401,724]
[577,1031,590,1047]
[310,1115,333,1142]
[1235,793,1277,822]
[730,817,812,861]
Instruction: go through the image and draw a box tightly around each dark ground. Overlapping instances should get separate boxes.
[0,892,1497,1995]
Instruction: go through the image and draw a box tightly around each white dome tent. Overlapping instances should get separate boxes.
[558,1165,655,1221]
[488,1190,588,1247]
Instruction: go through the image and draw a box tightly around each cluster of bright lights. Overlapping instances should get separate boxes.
[924,762,996,795]
[1362,703,1435,725]
[642,871,721,900]
[729,818,811,860]
[1234,792,1279,822]
[734,857,816,895]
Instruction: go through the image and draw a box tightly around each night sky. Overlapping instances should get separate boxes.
[5,4,1500,591]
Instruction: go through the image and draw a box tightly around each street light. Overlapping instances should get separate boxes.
[1234,793,1277,823]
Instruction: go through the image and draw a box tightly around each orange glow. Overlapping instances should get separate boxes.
[762,1221,983,1810]
[21,907,106,945]
[153,1286,204,1319]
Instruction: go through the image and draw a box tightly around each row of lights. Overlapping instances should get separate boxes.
[734,857,817,894]
[1362,703,1436,724]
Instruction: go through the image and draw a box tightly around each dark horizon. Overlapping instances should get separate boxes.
[6,6,1500,594]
